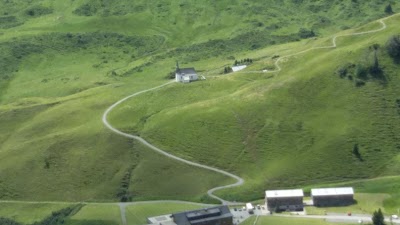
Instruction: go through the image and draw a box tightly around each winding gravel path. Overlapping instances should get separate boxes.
[2,13,396,225]
[103,13,398,208]
[235,14,398,75]
[102,81,244,206]
[101,14,399,224]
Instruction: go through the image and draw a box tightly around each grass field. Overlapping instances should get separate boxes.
[0,0,400,205]
[108,14,400,201]
[242,216,357,225]
[70,204,122,225]
[306,193,390,215]
[0,202,72,224]
[0,202,212,225]
[303,176,400,214]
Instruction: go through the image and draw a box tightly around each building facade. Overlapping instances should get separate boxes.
[175,62,198,83]
[265,189,304,211]
[311,187,354,207]
[147,206,233,225]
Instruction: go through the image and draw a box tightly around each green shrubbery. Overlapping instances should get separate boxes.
[336,44,388,86]
[116,165,137,202]
[74,3,99,16]
[0,218,23,225]
[0,32,163,93]
[73,0,145,16]
[298,28,316,39]
[0,205,86,225]
[25,5,53,17]
[387,35,400,63]
[0,16,23,29]
[31,205,83,225]
[161,31,298,63]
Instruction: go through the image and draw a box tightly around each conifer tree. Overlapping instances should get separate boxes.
[372,208,385,225]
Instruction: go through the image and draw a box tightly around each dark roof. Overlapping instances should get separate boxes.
[172,206,232,225]
[176,68,197,75]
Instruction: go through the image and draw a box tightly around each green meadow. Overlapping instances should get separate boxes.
[109,14,400,202]
[70,204,122,225]
[0,202,213,225]
[0,202,72,224]
[242,216,357,225]
[0,0,400,217]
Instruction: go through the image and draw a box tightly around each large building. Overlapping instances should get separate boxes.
[265,189,304,211]
[175,62,198,83]
[311,187,354,207]
[147,206,233,225]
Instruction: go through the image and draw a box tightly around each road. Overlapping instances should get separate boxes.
[230,13,398,75]
[0,12,398,225]
[102,81,244,224]
[275,213,400,224]
[100,12,399,225]
[102,81,245,206]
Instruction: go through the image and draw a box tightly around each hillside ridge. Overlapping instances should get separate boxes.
[103,12,399,204]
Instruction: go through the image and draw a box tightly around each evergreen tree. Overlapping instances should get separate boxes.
[372,208,385,225]
[387,35,400,60]
[385,4,393,14]
[370,44,381,75]
[352,144,362,160]
[0,218,23,225]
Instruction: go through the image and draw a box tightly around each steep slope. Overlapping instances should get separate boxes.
[108,15,400,201]
[0,0,399,203]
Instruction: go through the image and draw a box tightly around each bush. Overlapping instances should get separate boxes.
[224,66,233,74]
[385,4,393,14]
[32,205,83,225]
[372,208,385,225]
[337,66,348,78]
[0,16,23,29]
[298,28,316,39]
[355,79,366,87]
[25,5,53,17]
[355,64,368,79]
[0,218,23,225]
[166,71,175,79]
[74,3,99,16]
[387,35,400,62]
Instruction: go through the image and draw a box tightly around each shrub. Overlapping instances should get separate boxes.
[337,66,348,78]
[25,5,53,17]
[355,64,368,79]
[74,3,99,16]
[372,208,385,225]
[355,79,366,87]
[385,4,393,14]
[0,218,23,225]
[387,35,400,62]
[298,28,316,39]
[166,71,175,79]
[32,205,83,225]
[0,16,23,29]
[224,66,233,74]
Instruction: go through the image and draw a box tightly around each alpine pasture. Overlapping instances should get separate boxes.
[0,1,400,224]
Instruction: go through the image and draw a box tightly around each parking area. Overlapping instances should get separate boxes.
[230,204,271,225]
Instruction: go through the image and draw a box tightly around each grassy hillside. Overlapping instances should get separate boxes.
[242,216,357,225]
[108,14,400,201]
[0,202,72,224]
[0,0,399,204]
